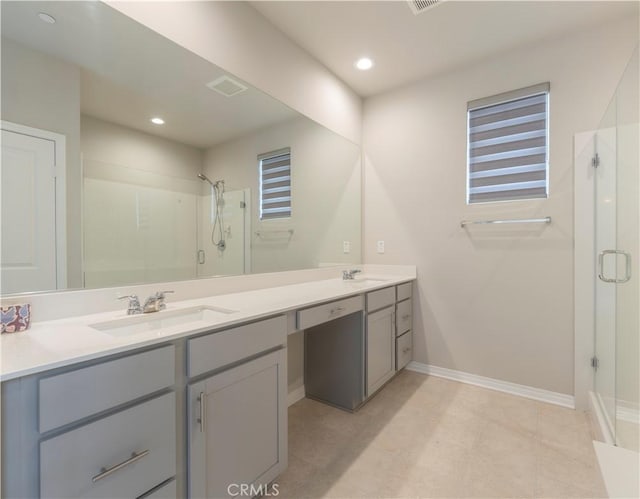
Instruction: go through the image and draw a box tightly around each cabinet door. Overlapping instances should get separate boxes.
[188,349,287,499]
[367,306,395,396]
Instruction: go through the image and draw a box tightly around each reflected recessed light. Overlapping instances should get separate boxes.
[355,57,374,71]
[38,12,56,24]
[150,117,165,125]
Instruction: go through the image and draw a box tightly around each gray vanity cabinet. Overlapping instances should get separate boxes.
[395,282,413,371]
[1,345,178,499]
[186,316,288,499]
[366,287,396,396]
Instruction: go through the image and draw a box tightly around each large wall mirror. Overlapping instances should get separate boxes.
[1,1,361,295]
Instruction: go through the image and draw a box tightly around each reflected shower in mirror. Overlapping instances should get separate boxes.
[0,1,361,295]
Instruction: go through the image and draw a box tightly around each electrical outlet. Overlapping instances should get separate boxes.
[343,241,351,254]
[377,240,385,254]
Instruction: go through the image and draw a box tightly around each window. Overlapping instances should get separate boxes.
[259,148,291,219]
[467,83,549,204]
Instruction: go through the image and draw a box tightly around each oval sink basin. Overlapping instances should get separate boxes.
[90,305,238,337]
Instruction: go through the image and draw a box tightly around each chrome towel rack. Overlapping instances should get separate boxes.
[255,229,294,238]
[460,216,551,228]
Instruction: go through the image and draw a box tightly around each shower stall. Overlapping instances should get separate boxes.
[591,49,639,452]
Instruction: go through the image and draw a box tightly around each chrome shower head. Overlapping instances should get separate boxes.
[197,173,215,187]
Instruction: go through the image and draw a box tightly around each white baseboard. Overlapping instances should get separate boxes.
[589,391,615,445]
[406,361,575,409]
[287,385,305,407]
[617,400,640,425]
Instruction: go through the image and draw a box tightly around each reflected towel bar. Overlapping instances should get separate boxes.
[255,229,294,237]
[460,216,551,228]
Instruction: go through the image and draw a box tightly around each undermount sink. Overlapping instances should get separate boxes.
[90,305,238,337]
[343,277,390,285]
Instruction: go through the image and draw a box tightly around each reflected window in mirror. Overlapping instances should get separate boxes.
[259,148,291,220]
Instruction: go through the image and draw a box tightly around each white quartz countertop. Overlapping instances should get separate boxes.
[1,274,413,381]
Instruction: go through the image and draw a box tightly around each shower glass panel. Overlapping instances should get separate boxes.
[593,48,639,451]
[613,50,639,452]
[83,161,200,288]
[197,188,249,277]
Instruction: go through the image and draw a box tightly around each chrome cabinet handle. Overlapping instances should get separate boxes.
[403,347,411,354]
[197,250,205,264]
[402,314,410,320]
[598,250,632,283]
[92,450,150,483]
[198,392,206,433]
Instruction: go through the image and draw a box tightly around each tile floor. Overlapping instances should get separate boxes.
[275,370,608,498]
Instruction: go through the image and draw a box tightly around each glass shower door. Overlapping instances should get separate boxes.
[594,97,618,441]
[593,49,639,451]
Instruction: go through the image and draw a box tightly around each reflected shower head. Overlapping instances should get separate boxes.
[197,173,215,187]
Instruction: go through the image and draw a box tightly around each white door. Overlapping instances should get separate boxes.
[1,127,59,294]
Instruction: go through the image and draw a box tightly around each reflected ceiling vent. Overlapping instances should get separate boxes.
[206,75,248,97]
[407,0,443,15]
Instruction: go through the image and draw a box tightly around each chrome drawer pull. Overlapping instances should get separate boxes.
[329,306,345,315]
[92,449,150,483]
[198,392,206,433]
[402,314,410,320]
[403,347,411,354]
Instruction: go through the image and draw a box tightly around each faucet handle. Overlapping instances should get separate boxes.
[118,294,139,303]
[117,295,142,315]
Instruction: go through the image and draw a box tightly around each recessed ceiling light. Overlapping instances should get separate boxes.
[355,57,374,71]
[38,12,56,24]
[150,117,165,125]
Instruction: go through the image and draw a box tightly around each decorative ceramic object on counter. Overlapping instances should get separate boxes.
[1,304,31,333]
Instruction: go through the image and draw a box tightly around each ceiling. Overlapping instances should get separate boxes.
[2,1,298,149]
[251,1,639,97]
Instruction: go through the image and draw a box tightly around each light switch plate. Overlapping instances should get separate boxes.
[343,241,351,254]
[377,240,385,254]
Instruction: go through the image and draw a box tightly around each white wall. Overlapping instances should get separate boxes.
[1,39,83,288]
[203,116,361,275]
[362,17,638,395]
[81,116,203,179]
[104,1,362,145]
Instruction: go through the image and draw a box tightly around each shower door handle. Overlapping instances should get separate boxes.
[598,250,632,283]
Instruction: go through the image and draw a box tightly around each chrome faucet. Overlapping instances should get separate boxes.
[142,291,174,313]
[118,295,143,315]
[342,269,362,280]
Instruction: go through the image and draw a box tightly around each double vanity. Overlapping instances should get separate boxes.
[1,268,415,498]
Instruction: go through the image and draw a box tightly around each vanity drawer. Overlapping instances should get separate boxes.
[40,392,176,499]
[396,282,412,302]
[39,345,175,433]
[188,315,286,378]
[297,295,363,330]
[396,299,412,336]
[366,287,395,312]
[396,331,412,371]
[139,478,177,499]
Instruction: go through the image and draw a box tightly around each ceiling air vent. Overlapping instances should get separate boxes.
[407,0,442,15]
[206,75,248,97]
